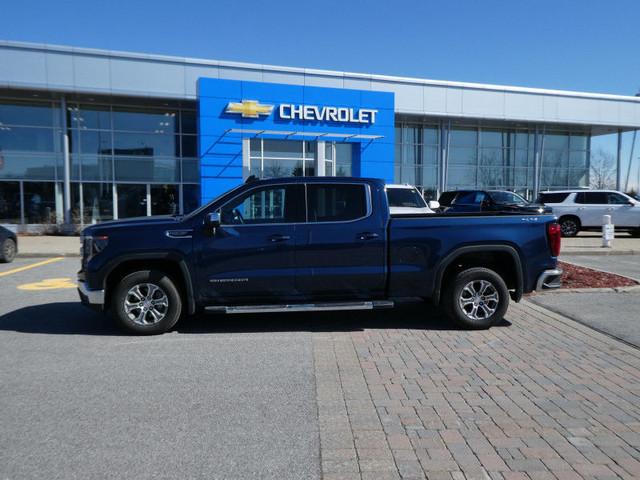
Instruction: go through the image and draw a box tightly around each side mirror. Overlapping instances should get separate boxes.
[204,212,220,227]
[428,200,440,210]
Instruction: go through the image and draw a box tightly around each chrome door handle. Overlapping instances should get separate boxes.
[357,232,379,240]
[268,234,290,242]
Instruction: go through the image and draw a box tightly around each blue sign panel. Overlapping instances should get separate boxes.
[198,78,395,203]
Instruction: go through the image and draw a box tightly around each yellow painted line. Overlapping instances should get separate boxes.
[0,257,66,277]
[18,277,77,290]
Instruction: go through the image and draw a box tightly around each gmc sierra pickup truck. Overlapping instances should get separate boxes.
[78,177,562,335]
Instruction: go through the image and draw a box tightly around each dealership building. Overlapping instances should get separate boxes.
[1,40,639,227]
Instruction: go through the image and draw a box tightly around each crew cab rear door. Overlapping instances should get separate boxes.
[194,183,299,302]
[295,182,386,297]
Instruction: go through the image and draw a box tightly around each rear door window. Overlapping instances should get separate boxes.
[576,192,608,204]
[306,184,368,222]
[538,192,570,203]
[608,193,629,204]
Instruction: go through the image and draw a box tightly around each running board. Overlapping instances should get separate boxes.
[205,300,394,315]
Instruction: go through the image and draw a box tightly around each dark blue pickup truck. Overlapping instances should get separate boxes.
[78,177,562,334]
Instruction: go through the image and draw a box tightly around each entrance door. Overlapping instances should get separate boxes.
[194,183,300,303]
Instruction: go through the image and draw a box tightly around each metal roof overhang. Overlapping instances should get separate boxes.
[226,128,385,140]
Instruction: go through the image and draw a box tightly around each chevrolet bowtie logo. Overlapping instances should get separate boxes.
[225,100,274,118]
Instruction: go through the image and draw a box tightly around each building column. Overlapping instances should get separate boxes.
[60,96,72,226]
[439,119,448,194]
[533,126,540,197]
[617,129,622,190]
[315,141,326,176]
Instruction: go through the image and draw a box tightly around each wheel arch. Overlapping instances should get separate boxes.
[102,253,196,315]
[432,244,523,305]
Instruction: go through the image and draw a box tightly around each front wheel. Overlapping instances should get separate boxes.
[112,270,182,335]
[443,267,509,329]
[0,238,16,263]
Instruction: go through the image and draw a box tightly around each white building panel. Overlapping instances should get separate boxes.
[504,92,544,120]
[73,54,111,93]
[218,66,262,82]
[375,81,424,113]
[462,89,504,117]
[557,96,600,123]
[446,87,464,115]
[0,48,47,88]
[423,85,447,114]
[45,52,74,90]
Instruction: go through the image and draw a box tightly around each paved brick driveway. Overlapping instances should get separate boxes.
[314,300,640,480]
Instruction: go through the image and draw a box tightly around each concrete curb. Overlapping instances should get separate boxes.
[528,285,640,295]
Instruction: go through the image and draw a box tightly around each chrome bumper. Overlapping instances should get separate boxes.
[536,268,563,290]
[77,280,105,307]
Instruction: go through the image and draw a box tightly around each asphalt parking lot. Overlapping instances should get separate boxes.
[0,257,320,479]
[3,255,640,479]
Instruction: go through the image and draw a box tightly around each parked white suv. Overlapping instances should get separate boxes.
[537,189,640,237]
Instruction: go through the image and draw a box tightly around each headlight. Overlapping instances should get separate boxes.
[82,235,109,262]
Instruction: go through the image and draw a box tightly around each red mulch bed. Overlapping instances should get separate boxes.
[557,261,638,289]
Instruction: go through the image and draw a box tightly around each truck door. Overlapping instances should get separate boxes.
[295,182,386,297]
[194,183,299,303]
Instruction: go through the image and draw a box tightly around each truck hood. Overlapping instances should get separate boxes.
[81,215,186,236]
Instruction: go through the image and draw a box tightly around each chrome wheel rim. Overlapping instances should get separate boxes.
[4,240,15,261]
[124,283,169,325]
[561,220,577,236]
[458,279,499,320]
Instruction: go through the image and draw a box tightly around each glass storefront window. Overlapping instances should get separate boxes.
[261,139,304,159]
[115,157,179,183]
[71,130,113,155]
[117,184,147,218]
[0,154,58,180]
[113,132,177,157]
[113,108,177,133]
[82,183,114,224]
[448,167,476,188]
[182,185,200,214]
[181,111,197,134]
[570,134,588,150]
[450,127,477,146]
[80,155,113,181]
[23,182,56,223]
[181,135,197,157]
[0,126,55,152]
[0,100,54,127]
[481,129,513,148]
[449,147,477,165]
[182,158,199,183]
[545,133,569,150]
[70,105,111,130]
[479,148,508,167]
[0,181,21,223]
[151,184,179,215]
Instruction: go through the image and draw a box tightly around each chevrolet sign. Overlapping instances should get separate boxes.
[225,100,378,124]
[279,104,378,124]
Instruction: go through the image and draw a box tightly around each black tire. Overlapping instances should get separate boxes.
[442,267,509,329]
[0,238,16,263]
[630,228,640,238]
[111,269,182,335]
[559,216,580,237]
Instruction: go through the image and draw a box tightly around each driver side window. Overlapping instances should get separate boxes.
[219,185,295,225]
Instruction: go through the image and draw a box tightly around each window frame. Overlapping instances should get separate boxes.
[304,182,372,224]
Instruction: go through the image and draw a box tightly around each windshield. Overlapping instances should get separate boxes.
[183,184,245,221]
[489,191,528,205]
[387,188,427,208]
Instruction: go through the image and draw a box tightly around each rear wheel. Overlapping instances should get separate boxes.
[559,216,580,237]
[443,267,509,329]
[0,238,16,263]
[112,269,182,335]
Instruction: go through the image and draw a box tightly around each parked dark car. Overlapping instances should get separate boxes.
[0,226,17,263]
[438,190,553,214]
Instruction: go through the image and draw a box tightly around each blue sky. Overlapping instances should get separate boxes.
[2,0,639,96]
